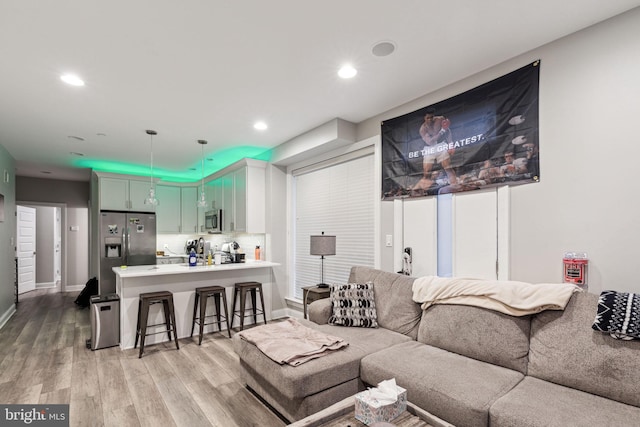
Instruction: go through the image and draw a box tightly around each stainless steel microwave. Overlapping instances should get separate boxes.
[204,209,222,233]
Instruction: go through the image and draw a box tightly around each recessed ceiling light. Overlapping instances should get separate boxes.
[254,121,268,130]
[60,74,85,86]
[41,171,52,174]
[338,65,357,79]
[68,135,85,141]
[70,152,84,156]
[372,41,396,57]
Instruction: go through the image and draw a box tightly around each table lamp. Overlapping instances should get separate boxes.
[310,232,336,288]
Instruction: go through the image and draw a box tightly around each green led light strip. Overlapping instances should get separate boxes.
[74,146,272,183]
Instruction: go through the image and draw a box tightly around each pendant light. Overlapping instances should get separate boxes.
[196,139,208,208]
[144,129,159,206]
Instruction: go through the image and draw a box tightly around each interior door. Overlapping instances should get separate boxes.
[17,205,37,294]
[402,197,437,277]
[452,188,498,279]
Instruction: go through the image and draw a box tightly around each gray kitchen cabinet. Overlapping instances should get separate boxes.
[155,185,181,233]
[98,176,156,212]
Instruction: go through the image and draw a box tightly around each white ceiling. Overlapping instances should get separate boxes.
[2,1,639,182]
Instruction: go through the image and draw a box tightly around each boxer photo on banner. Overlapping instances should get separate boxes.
[381,61,540,200]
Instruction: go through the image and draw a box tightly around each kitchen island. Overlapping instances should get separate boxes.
[113,260,279,350]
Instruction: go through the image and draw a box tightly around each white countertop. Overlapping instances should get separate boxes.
[113,260,279,278]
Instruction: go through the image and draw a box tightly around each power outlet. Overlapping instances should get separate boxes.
[163,243,170,249]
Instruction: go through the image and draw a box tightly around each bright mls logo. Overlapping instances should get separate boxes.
[1,405,69,426]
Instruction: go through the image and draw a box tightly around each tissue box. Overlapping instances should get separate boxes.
[354,386,407,425]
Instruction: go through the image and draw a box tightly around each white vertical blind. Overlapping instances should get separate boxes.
[293,154,375,299]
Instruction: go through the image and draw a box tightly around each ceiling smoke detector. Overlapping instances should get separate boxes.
[372,41,396,57]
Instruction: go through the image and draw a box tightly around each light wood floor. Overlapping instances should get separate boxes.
[0,289,287,427]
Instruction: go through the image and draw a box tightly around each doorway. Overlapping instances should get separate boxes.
[16,202,67,294]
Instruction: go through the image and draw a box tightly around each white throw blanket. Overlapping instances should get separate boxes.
[237,318,348,366]
[412,276,581,316]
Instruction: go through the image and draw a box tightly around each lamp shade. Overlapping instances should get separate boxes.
[310,234,336,256]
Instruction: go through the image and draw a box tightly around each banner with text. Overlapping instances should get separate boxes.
[381,61,540,200]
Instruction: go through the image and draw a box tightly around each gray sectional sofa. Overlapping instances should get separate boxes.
[233,266,640,426]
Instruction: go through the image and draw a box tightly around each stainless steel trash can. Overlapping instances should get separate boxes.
[90,294,120,350]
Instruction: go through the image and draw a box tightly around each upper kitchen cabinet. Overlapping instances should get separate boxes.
[97,174,156,212]
[155,184,181,232]
[212,159,266,234]
[221,173,234,232]
[156,184,200,233]
[180,186,199,234]
[196,183,217,232]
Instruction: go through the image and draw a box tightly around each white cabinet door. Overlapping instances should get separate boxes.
[181,186,198,234]
[100,178,129,210]
[234,167,247,232]
[156,185,181,233]
[245,165,265,233]
[222,173,234,232]
[130,179,156,212]
[211,178,223,210]
[196,184,212,231]
[99,177,156,212]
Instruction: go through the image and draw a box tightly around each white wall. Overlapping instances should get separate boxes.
[356,8,640,294]
[34,206,55,285]
[0,145,16,327]
[66,207,89,288]
[266,164,288,312]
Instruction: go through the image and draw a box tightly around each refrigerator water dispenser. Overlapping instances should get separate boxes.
[104,237,121,258]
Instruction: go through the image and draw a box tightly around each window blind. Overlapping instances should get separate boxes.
[293,154,375,299]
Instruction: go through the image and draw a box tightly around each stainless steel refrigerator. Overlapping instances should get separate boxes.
[99,211,156,294]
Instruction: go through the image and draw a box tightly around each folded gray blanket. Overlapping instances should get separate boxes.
[237,318,348,366]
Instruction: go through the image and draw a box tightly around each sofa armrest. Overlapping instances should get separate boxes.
[308,298,332,324]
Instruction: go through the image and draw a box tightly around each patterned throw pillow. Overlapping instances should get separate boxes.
[328,282,378,328]
[592,290,640,340]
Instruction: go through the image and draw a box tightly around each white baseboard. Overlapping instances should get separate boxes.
[64,285,84,292]
[36,281,57,289]
[271,307,303,320]
[0,304,17,330]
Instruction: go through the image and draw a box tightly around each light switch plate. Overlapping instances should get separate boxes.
[385,234,393,247]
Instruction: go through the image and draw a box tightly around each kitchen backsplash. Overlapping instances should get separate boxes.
[157,233,266,260]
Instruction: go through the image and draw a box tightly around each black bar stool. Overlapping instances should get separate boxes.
[134,290,180,358]
[230,281,267,331]
[191,285,231,344]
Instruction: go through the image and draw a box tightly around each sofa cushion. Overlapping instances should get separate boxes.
[348,266,422,339]
[308,298,333,324]
[360,341,524,427]
[418,304,531,374]
[232,318,412,401]
[490,376,640,427]
[528,291,640,407]
[328,282,378,328]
